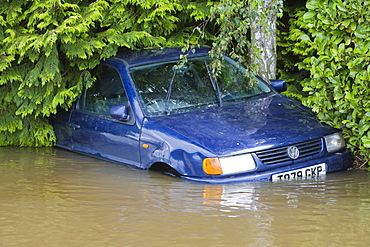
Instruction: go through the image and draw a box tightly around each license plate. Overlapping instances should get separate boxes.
[272,163,326,181]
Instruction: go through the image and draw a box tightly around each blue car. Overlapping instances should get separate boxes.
[50,47,352,183]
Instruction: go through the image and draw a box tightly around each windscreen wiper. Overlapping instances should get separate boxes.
[164,68,177,114]
[205,61,223,107]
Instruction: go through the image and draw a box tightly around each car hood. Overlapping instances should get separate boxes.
[148,95,336,156]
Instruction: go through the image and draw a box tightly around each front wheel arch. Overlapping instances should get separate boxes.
[149,162,181,177]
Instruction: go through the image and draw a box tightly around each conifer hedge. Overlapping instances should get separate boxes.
[0,0,212,146]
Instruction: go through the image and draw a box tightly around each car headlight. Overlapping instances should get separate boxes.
[324,132,345,152]
[203,153,256,175]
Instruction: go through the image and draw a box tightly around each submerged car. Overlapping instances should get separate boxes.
[50,47,352,183]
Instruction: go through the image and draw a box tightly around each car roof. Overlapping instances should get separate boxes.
[112,46,211,67]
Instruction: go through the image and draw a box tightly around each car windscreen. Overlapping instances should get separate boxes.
[130,56,272,116]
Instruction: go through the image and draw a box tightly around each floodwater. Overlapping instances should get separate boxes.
[1,147,370,247]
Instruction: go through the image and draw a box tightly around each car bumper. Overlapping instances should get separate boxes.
[183,149,353,184]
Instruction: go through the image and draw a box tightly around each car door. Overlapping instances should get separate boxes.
[69,64,141,167]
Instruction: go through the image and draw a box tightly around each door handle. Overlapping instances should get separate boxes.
[70,123,81,130]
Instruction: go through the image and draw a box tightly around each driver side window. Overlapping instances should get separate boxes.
[79,65,129,117]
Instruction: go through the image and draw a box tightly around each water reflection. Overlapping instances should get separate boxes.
[202,184,263,211]
[1,147,370,246]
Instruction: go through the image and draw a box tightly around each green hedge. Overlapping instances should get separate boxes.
[278,0,370,164]
[2,0,369,168]
[0,0,212,146]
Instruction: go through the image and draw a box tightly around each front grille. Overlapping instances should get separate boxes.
[255,138,322,165]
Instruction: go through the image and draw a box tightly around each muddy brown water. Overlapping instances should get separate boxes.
[1,147,370,247]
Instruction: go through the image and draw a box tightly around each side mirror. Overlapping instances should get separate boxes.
[270,80,287,93]
[110,105,129,121]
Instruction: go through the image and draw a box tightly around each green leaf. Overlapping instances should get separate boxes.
[303,11,316,19]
